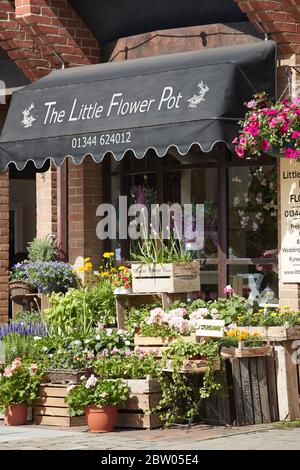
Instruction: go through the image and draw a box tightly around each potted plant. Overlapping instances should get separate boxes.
[65,376,129,433]
[112,266,132,294]
[233,92,300,160]
[9,263,34,298]
[0,358,42,426]
[131,234,200,294]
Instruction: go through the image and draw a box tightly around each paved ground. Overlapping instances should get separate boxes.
[0,422,299,450]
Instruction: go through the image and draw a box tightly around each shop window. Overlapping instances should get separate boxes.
[228,166,277,259]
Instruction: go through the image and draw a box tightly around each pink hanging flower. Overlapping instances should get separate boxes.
[261,139,270,151]
[292,131,300,139]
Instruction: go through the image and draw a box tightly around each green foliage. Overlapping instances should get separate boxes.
[86,282,116,325]
[124,304,160,335]
[9,263,29,282]
[30,329,133,370]
[65,377,129,416]
[207,295,251,325]
[2,334,35,365]
[156,339,221,426]
[27,235,57,262]
[0,359,43,411]
[139,323,179,338]
[94,351,159,380]
[131,236,193,263]
[235,306,300,327]
[14,310,42,324]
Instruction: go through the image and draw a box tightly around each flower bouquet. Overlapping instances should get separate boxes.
[233,92,300,160]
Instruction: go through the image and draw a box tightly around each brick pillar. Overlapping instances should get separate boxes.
[68,159,103,270]
[36,164,57,239]
[0,171,9,322]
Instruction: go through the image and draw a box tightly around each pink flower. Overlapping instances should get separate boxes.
[232,137,239,144]
[295,110,300,115]
[261,139,270,151]
[239,137,247,146]
[246,100,257,109]
[249,126,259,136]
[293,150,300,160]
[235,146,245,158]
[292,131,300,139]
[284,148,294,159]
[3,367,13,378]
[224,285,234,295]
[147,307,165,325]
[189,308,209,321]
[29,364,38,375]
[249,113,257,122]
[87,351,95,360]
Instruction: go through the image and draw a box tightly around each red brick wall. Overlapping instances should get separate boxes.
[0,169,9,323]
[36,163,57,239]
[68,158,103,271]
[0,0,100,81]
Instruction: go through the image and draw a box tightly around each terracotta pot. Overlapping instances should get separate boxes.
[4,404,28,426]
[85,405,117,433]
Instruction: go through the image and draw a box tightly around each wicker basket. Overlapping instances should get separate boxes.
[9,281,34,298]
[43,367,93,384]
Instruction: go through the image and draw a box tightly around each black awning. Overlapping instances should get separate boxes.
[0,41,276,171]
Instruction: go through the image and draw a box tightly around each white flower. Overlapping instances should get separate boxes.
[99,392,108,398]
[125,340,131,346]
[73,340,81,346]
[233,196,240,207]
[106,329,113,336]
[85,374,98,389]
[252,222,259,231]
[80,375,86,381]
[33,336,42,341]
[84,339,90,344]
[95,334,101,340]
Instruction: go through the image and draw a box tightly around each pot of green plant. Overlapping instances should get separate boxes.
[0,358,42,426]
[65,376,129,433]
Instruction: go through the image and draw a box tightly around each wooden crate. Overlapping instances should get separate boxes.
[134,333,197,356]
[33,384,86,427]
[237,326,300,341]
[221,343,273,358]
[228,356,279,425]
[131,262,200,294]
[116,377,164,430]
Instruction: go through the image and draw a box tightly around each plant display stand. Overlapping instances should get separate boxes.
[237,326,300,341]
[115,291,187,330]
[226,356,279,426]
[131,262,200,294]
[33,384,86,427]
[116,377,164,429]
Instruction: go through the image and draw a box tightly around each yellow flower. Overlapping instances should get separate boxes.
[118,266,126,271]
[103,252,114,259]
[78,266,84,273]
[271,312,277,317]
[84,257,91,262]
[100,271,109,278]
[252,332,261,337]
[84,262,93,272]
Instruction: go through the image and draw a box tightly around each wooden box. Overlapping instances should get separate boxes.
[164,358,221,374]
[131,262,200,294]
[237,326,300,341]
[221,342,273,358]
[134,333,197,356]
[33,384,86,427]
[228,356,279,425]
[117,377,164,429]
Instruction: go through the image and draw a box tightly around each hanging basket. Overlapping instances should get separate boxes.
[9,281,34,298]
